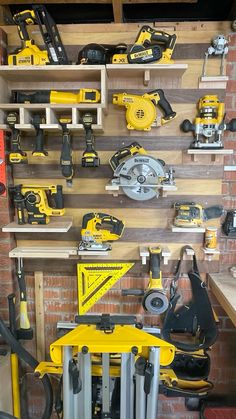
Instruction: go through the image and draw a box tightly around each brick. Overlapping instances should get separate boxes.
[90,303,121,313]
[227,80,236,92]
[61,288,77,300]
[45,300,77,313]
[222,182,229,195]
[220,253,236,264]
[222,196,236,209]
[43,289,61,300]
[122,303,144,314]
[44,275,76,287]
[224,171,236,181]
[226,238,236,251]
[227,50,236,62]
[229,34,236,43]
[230,183,236,195]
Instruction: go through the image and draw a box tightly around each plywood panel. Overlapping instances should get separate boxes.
[2,20,226,273]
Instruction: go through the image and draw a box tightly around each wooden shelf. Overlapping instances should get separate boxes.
[106,183,177,197]
[199,75,229,89]
[78,250,109,256]
[0,65,104,82]
[139,246,170,265]
[172,225,205,233]
[9,246,78,259]
[187,149,233,162]
[202,248,220,261]
[208,273,236,327]
[107,63,188,86]
[2,217,73,233]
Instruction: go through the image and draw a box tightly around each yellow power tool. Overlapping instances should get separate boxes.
[13,89,101,105]
[112,25,176,64]
[8,5,68,66]
[78,212,125,252]
[9,184,65,225]
[113,89,176,131]
[122,246,169,314]
[181,95,236,148]
[174,202,224,228]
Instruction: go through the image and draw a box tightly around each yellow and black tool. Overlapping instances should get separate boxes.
[173,202,224,228]
[112,25,176,64]
[181,95,236,149]
[77,262,134,314]
[13,89,101,105]
[7,112,27,164]
[122,246,169,314]
[81,113,100,167]
[113,89,176,131]
[59,118,74,187]
[8,5,68,66]
[31,114,48,157]
[9,184,65,225]
[78,212,125,252]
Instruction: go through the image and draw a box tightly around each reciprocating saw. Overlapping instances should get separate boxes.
[13,89,101,104]
[113,89,176,131]
[9,184,65,225]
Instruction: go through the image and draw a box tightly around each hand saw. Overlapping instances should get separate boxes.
[77,262,134,314]
[0,130,6,196]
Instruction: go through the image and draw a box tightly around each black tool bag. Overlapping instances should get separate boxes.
[162,245,218,352]
[160,246,217,398]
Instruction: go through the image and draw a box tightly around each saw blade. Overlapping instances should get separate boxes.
[114,155,165,201]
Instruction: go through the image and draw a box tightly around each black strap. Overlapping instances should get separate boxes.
[170,245,199,300]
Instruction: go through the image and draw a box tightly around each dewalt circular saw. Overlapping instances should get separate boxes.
[109,142,175,201]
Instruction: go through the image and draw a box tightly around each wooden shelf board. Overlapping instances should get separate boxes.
[106,63,188,77]
[188,149,233,155]
[208,273,236,327]
[199,76,229,89]
[202,248,220,255]
[0,65,104,82]
[2,217,73,233]
[78,250,109,256]
[0,103,102,110]
[9,246,78,259]
[172,225,205,233]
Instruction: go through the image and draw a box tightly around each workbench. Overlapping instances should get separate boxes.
[208,273,236,327]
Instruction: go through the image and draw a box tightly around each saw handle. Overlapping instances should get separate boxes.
[109,142,142,171]
[154,89,176,122]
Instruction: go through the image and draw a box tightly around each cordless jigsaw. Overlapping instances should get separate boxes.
[78,212,124,252]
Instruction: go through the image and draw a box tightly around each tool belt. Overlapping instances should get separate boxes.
[160,246,217,398]
[162,245,218,351]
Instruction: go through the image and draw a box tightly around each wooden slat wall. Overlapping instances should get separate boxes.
[5,21,230,272]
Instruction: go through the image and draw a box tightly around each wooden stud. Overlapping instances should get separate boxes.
[35,271,45,362]
[112,0,123,23]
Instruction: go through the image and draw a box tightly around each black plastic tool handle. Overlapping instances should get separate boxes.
[149,248,161,280]
[155,89,176,121]
[122,289,144,296]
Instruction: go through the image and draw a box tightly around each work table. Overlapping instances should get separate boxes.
[208,273,236,327]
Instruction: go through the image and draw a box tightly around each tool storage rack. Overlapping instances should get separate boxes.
[1,20,232,273]
[0,65,107,132]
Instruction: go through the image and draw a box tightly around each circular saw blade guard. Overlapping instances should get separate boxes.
[113,155,165,201]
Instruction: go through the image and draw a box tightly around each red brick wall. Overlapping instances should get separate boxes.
[1,32,236,419]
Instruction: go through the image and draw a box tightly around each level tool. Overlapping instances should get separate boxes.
[0,130,6,196]
[77,262,134,314]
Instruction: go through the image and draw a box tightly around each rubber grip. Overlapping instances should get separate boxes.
[203,205,224,220]
[14,91,50,104]
[54,185,64,209]
[149,251,161,280]
[156,89,176,119]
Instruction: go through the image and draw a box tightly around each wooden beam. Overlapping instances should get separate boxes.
[0,0,198,4]
[112,0,123,23]
[35,271,45,362]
